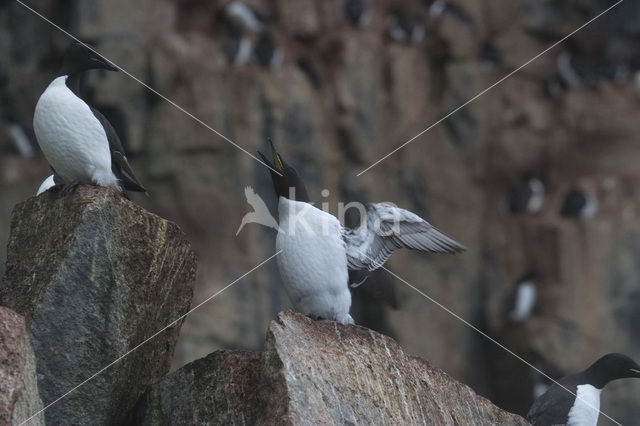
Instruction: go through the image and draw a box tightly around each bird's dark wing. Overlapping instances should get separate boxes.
[342,203,465,272]
[507,184,532,213]
[560,189,586,217]
[90,107,147,193]
[526,375,578,426]
[53,173,64,185]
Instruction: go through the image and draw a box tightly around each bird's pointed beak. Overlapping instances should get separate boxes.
[92,56,118,72]
[257,151,273,168]
[268,138,284,172]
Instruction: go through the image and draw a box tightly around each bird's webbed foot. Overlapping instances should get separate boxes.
[60,181,82,196]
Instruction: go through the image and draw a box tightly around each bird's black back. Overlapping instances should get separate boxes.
[527,374,581,426]
[90,107,146,193]
[560,188,586,218]
[507,183,533,213]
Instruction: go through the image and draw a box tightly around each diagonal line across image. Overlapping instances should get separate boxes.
[374,262,623,426]
[356,0,624,176]
[18,251,282,426]
[15,0,283,177]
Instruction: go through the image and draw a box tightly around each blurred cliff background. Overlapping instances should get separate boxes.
[1,0,639,422]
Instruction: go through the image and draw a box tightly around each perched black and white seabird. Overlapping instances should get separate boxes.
[258,139,465,324]
[527,353,640,426]
[428,0,473,25]
[560,186,598,220]
[223,28,252,65]
[504,272,538,322]
[254,31,283,69]
[5,120,36,157]
[557,50,606,90]
[389,9,425,45]
[33,43,147,196]
[504,173,545,214]
[342,0,371,27]
[223,1,264,33]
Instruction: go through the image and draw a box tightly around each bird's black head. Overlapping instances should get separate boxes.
[585,353,640,389]
[258,139,309,202]
[59,42,118,76]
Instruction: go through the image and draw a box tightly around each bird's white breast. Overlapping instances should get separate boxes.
[526,179,545,213]
[510,282,537,322]
[567,384,601,426]
[276,197,351,323]
[33,76,117,187]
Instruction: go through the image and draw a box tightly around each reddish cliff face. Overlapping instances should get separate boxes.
[0,0,639,422]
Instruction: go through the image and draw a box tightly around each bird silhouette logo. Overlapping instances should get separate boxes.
[236,186,280,235]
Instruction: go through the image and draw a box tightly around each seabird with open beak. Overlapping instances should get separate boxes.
[259,139,465,324]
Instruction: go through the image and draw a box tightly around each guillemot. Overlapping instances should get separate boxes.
[223,1,264,33]
[254,31,283,69]
[527,353,640,426]
[223,28,252,65]
[504,272,538,323]
[342,0,371,27]
[560,186,598,220]
[33,43,146,195]
[259,139,465,324]
[389,9,425,45]
[504,172,545,214]
[5,120,36,157]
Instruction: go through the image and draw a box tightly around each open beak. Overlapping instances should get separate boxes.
[91,56,118,72]
[268,138,284,172]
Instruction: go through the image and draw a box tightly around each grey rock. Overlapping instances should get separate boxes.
[0,186,197,425]
[0,306,44,426]
[135,311,529,425]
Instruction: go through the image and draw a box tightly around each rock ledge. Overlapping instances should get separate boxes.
[1,186,197,425]
[136,310,529,425]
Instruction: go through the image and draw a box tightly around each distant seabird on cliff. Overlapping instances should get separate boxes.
[223,1,263,33]
[527,353,640,426]
[504,172,545,214]
[259,139,465,324]
[255,31,283,69]
[342,0,371,27]
[560,186,598,220]
[389,9,425,45]
[33,43,147,196]
[6,121,35,157]
[428,0,473,25]
[504,272,538,322]
[224,28,252,65]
